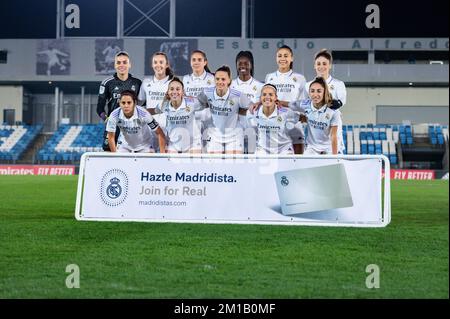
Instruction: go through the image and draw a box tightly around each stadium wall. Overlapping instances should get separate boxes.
[344,87,449,124]
[0,38,448,83]
[0,86,23,123]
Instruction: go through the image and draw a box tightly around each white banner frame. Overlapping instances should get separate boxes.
[75,153,391,228]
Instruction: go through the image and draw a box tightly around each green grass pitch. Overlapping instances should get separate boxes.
[0,176,448,298]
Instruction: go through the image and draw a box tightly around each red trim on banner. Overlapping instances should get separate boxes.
[0,165,75,175]
[382,169,435,180]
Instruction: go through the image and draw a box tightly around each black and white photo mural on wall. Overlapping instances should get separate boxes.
[36,40,71,76]
[95,39,124,75]
[145,39,198,76]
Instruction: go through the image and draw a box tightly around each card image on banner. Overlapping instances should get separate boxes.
[274,163,353,216]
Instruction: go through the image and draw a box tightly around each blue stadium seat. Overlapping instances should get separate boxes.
[0,124,42,161]
[400,133,406,144]
[406,137,413,145]
[360,132,367,140]
[390,155,397,165]
[373,131,380,140]
[37,123,104,162]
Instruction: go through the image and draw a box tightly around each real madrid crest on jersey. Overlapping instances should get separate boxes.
[277,116,283,122]
[253,86,257,91]
[329,84,335,90]
[207,80,212,85]
[293,77,297,82]
[185,106,191,113]
[325,113,330,120]
[229,100,235,106]
[135,118,142,125]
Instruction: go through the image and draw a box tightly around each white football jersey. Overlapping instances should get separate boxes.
[197,87,251,142]
[159,97,204,152]
[264,70,306,103]
[106,106,159,152]
[182,71,215,97]
[289,100,339,154]
[138,75,171,110]
[182,71,215,132]
[247,106,299,154]
[231,77,264,103]
[302,76,347,152]
[231,77,264,130]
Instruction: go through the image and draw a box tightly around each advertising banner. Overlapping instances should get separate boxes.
[76,154,391,227]
[0,165,75,175]
[388,169,435,180]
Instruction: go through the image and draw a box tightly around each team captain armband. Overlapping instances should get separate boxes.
[330,99,343,110]
[147,119,159,131]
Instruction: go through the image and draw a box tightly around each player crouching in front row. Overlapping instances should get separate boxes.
[106,90,166,153]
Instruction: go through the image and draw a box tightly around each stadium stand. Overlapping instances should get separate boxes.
[0,124,42,162]
[343,124,400,165]
[398,123,448,169]
[428,124,447,146]
[37,124,103,163]
[0,121,443,167]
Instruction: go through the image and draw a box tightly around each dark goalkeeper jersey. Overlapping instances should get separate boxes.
[96,73,142,119]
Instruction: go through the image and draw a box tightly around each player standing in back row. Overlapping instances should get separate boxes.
[97,51,142,151]
[138,51,174,151]
[138,51,174,114]
[265,45,306,154]
[182,50,215,151]
[231,51,264,153]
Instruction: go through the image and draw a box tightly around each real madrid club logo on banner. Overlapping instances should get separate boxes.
[100,169,129,207]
